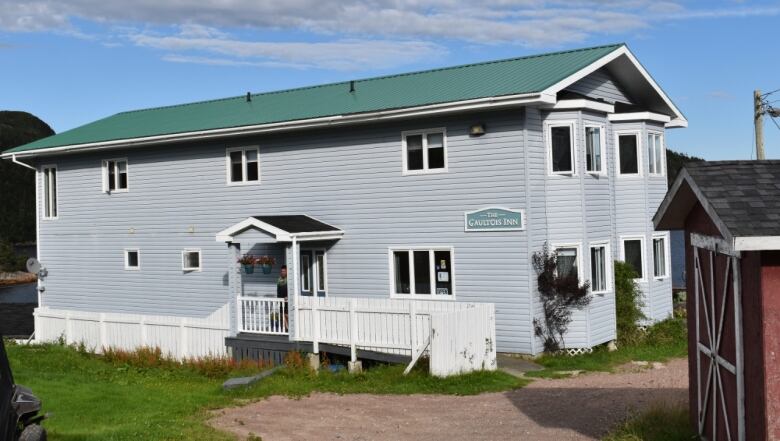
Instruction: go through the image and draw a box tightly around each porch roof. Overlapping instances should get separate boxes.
[216,215,343,243]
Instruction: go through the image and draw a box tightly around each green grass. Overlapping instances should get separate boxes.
[527,318,687,378]
[602,402,697,441]
[6,343,524,440]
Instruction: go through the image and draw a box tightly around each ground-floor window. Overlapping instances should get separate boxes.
[182,249,201,272]
[589,242,609,293]
[124,249,140,270]
[391,247,453,298]
[620,236,645,280]
[300,249,327,296]
[653,234,669,279]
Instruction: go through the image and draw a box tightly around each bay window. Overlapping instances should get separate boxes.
[647,132,664,176]
[585,125,605,173]
[617,133,640,176]
[621,237,645,280]
[547,122,575,174]
[590,243,609,293]
[653,234,668,278]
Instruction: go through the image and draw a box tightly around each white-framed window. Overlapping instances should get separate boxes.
[552,243,582,283]
[102,159,128,192]
[390,247,454,298]
[584,124,606,174]
[615,132,641,176]
[620,236,645,281]
[546,121,576,175]
[315,251,327,293]
[652,233,670,279]
[182,249,202,272]
[226,146,260,185]
[589,242,611,294]
[401,128,447,174]
[124,249,140,271]
[42,165,58,219]
[647,132,665,176]
[300,252,311,293]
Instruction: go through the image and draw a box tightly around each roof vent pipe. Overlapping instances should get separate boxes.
[246,92,251,102]
[349,81,355,93]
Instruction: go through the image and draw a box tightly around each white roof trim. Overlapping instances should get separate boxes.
[215,217,344,243]
[549,99,614,113]
[541,45,687,127]
[734,236,780,251]
[3,92,547,159]
[608,111,671,123]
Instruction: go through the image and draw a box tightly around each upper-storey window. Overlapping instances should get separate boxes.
[647,132,665,176]
[616,132,641,176]
[42,165,58,219]
[102,159,128,192]
[585,125,606,174]
[546,122,575,175]
[226,146,260,184]
[402,129,447,174]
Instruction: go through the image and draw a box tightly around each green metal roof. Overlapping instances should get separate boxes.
[5,43,623,154]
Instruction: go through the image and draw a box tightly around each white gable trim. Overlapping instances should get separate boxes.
[541,45,687,128]
[608,112,671,124]
[215,217,345,243]
[550,99,614,113]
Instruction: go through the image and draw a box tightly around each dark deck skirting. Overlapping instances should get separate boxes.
[225,333,411,366]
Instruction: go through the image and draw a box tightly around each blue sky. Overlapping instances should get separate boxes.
[2,1,780,160]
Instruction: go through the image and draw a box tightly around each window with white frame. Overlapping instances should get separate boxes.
[42,166,58,219]
[590,243,609,293]
[402,129,447,173]
[617,133,640,175]
[391,248,453,297]
[102,159,128,192]
[547,122,575,174]
[621,237,644,280]
[124,249,140,270]
[226,147,260,184]
[647,132,664,176]
[653,235,668,278]
[554,246,580,280]
[316,252,326,292]
[585,125,605,173]
[300,252,311,293]
[182,249,201,272]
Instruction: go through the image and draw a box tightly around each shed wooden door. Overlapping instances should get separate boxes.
[692,234,744,441]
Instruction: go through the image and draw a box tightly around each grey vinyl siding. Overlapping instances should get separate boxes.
[564,68,633,104]
[36,110,535,353]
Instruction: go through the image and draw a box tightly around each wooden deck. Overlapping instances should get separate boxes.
[225,333,411,366]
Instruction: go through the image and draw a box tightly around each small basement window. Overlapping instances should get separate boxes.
[647,132,664,176]
[42,165,58,219]
[103,159,128,192]
[653,234,668,278]
[182,249,201,272]
[391,248,453,297]
[227,147,260,184]
[547,122,575,174]
[402,129,447,174]
[124,249,140,270]
[585,125,605,173]
[590,243,609,293]
[617,133,640,175]
[621,237,644,280]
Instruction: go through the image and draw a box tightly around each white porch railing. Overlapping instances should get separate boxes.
[237,297,288,335]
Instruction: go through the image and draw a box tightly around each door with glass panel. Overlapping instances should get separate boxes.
[300,249,327,297]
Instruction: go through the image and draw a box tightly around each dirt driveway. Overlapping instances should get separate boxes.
[210,358,688,441]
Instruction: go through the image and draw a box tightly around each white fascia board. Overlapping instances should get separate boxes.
[734,236,780,251]
[215,217,287,243]
[608,112,671,123]
[550,99,614,113]
[540,45,687,126]
[2,92,544,160]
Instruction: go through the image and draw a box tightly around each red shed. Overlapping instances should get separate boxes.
[655,160,780,441]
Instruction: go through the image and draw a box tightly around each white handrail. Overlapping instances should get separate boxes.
[238,297,288,335]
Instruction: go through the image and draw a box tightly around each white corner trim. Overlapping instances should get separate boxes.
[734,236,780,251]
[608,112,672,123]
[550,99,614,113]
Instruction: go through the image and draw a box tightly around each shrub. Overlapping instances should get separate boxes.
[0,241,27,272]
[614,260,646,346]
[532,242,591,353]
[99,346,269,378]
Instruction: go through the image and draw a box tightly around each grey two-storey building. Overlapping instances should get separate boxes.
[3,43,685,357]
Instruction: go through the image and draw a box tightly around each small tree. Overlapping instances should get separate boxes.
[532,243,591,353]
[614,260,646,345]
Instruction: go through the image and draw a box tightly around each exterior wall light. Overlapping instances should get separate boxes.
[469,123,486,137]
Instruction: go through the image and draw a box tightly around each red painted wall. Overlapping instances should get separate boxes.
[760,251,780,441]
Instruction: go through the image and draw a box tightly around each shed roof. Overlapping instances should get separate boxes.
[215,215,343,243]
[654,160,780,250]
[251,215,341,234]
[4,43,685,157]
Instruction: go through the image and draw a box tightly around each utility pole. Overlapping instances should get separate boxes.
[755,89,766,160]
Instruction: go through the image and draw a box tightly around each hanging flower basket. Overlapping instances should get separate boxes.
[243,264,255,274]
[256,256,277,274]
[238,255,257,274]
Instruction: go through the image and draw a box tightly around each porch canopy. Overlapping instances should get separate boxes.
[216,215,344,243]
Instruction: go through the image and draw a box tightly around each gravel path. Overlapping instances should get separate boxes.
[210,358,688,441]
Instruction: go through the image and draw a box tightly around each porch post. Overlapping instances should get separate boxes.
[227,242,241,336]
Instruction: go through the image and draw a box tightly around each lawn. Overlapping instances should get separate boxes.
[527,318,688,378]
[6,342,524,440]
[602,402,696,441]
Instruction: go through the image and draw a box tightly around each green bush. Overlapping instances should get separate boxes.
[0,241,27,272]
[614,260,646,346]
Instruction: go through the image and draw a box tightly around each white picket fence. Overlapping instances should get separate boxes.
[237,297,288,334]
[34,305,230,358]
[292,296,496,377]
